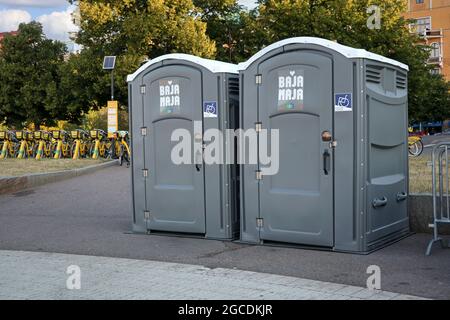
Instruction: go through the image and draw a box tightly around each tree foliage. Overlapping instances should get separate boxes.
[0,22,67,128]
[238,0,450,122]
[193,0,251,63]
[1,0,448,126]
[65,0,216,115]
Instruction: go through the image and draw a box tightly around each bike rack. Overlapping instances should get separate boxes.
[426,142,450,255]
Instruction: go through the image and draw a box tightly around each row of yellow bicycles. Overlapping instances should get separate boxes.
[0,129,131,166]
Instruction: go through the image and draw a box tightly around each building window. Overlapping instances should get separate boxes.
[430,43,441,59]
[416,0,424,4]
[411,17,431,34]
[430,68,441,75]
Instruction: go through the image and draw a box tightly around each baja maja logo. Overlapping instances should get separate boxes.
[160,79,180,114]
[278,70,304,111]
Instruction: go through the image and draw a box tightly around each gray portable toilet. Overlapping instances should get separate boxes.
[127,53,240,240]
[238,37,410,253]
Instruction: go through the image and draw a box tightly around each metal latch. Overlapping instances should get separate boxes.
[256,218,264,228]
[144,211,151,220]
[142,169,149,177]
[255,122,262,133]
[255,74,262,85]
[140,85,146,94]
[141,127,147,136]
[256,170,263,180]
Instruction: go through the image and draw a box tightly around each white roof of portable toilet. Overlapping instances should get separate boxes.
[237,37,409,71]
[127,53,239,82]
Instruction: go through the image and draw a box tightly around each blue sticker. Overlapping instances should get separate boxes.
[335,93,352,112]
[203,101,218,118]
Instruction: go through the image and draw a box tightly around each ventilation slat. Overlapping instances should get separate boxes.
[396,72,407,90]
[366,65,383,84]
[228,78,239,96]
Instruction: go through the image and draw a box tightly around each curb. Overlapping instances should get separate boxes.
[0,160,119,195]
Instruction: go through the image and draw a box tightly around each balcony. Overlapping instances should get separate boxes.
[423,29,443,39]
[410,26,444,38]
[428,55,443,65]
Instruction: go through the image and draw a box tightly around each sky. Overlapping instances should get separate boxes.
[0,0,77,44]
[0,0,258,43]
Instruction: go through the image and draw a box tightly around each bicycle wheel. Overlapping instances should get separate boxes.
[45,143,52,158]
[6,142,19,158]
[13,143,21,158]
[409,140,424,157]
[27,143,35,158]
[80,143,86,158]
[62,143,70,158]
[123,148,130,168]
[70,143,77,158]
[31,143,39,158]
[118,144,124,166]
[51,142,58,158]
[89,143,95,158]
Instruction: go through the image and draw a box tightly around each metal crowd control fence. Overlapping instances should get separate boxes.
[426,142,450,255]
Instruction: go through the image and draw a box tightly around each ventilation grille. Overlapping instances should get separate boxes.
[228,77,239,96]
[396,72,407,90]
[366,65,383,84]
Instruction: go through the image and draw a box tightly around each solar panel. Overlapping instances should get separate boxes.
[103,56,116,70]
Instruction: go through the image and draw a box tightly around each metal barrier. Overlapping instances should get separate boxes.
[426,142,450,255]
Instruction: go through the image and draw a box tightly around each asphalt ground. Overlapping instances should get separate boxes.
[0,166,449,299]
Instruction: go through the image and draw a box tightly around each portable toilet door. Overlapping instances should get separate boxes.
[238,37,410,253]
[127,54,240,240]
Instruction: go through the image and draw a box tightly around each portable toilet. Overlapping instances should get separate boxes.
[238,37,410,253]
[127,54,240,240]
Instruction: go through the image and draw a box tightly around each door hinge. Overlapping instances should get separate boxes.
[140,85,146,94]
[256,170,263,180]
[256,218,264,228]
[141,127,148,136]
[255,122,262,133]
[142,169,149,178]
[255,74,262,85]
[144,211,151,220]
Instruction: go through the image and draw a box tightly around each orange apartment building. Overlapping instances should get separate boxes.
[404,0,450,81]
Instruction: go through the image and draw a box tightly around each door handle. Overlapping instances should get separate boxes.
[372,197,388,208]
[195,164,202,172]
[323,150,331,175]
[397,192,407,202]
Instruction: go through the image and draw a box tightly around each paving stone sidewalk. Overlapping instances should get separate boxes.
[0,250,425,300]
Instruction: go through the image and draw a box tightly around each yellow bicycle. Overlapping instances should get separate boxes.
[33,130,52,159]
[70,129,89,159]
[89,129,108,159]
[408,128,424,157]
[0,131,18,159]
[112,130,131,167]
[16,130,35,159]
[52,130,71,159]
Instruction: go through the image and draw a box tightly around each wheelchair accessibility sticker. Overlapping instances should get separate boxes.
[203,101,218,118]
[335,93,352,112]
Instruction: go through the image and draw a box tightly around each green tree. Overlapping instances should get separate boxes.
[0,22,67,129]
[243,0,450,122]
[193,0,251,63]
[410,74,450,123]
[65,0,217,116]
